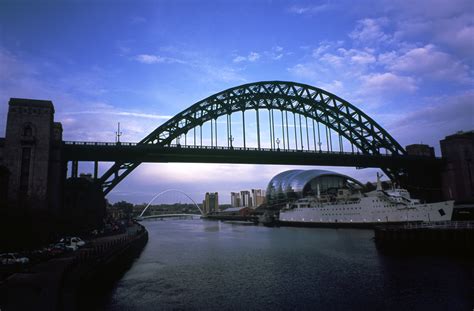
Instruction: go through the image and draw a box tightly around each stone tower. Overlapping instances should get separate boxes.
[3,98,63,210]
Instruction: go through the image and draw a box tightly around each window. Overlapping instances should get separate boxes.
[23,125,33,137]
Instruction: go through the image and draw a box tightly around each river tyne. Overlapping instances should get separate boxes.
[101,219,472,310]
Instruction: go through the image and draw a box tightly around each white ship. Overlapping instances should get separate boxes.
[279,174,454,226]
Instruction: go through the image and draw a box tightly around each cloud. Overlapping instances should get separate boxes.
[323,48,377,66]
[61,110,173,120]
[287,63,317,79]
[288,4,330,15]
[232,56,247,63]
[359,72,417,94]
[385,0,472,19]
[268,46,285,60]
[318,80,344,95]
[135,54,185,64]
[349,18,391,43]
[385,90,474,150]
[233,52,260,63]
[381,44,471,82]
[385,0,474,60]
[247,52,260,62]
[135,54,165,64]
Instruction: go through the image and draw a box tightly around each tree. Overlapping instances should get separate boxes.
[113,201,134,219]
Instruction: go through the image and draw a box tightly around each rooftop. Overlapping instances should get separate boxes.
[443,130,474,140]
[9,98,54,113]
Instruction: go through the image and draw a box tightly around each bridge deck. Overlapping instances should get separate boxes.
[63,141,443,169]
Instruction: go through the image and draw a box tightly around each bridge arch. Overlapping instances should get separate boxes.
[100,81,405,194]
[139,189,203,217]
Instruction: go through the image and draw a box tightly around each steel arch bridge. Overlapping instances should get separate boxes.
[94,81,406,194]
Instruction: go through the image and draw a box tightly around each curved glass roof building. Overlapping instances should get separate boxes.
[266,169,364,205]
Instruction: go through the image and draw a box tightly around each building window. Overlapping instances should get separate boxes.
[23,125,33,137]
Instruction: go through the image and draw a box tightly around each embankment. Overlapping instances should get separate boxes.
[0,223,148,310]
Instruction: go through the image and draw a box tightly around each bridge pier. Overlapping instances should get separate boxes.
[71,160,79,178]
[94,161,98,180]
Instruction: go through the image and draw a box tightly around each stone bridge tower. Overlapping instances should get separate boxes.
[2,98,64,211]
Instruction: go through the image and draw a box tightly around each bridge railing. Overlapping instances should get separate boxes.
[63,141,443,159]
[64,141,138,146]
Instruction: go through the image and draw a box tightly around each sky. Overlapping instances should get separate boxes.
[1,0,473,204]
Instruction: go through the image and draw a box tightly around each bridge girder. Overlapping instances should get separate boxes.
[99,81,406,195]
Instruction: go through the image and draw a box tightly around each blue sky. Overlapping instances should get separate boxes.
[1,0,473,204]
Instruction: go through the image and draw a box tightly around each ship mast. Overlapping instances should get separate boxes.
[376,172,384,191]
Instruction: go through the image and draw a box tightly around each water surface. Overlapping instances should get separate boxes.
[105,219,472,310]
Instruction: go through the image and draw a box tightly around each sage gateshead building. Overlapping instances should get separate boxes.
[265,169,364,206]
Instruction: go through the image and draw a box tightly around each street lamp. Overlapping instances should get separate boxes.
[115,122,122,145]
[229,135,234,149]
[276,138,280,150]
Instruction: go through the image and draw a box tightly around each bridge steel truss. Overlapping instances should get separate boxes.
[98,81,407,195]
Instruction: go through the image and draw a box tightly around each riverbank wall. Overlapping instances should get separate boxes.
[0,223,148,310]
[374,221,474,256]
[203,215,258,222]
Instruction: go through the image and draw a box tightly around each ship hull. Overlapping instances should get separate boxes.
[277,220,423,229]
[279,199,454,228]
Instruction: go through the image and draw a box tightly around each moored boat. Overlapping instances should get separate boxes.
[279,174,454,227]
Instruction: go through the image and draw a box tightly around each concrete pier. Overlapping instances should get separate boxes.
[374,221,474,256]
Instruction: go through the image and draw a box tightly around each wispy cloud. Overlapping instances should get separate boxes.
[233,52,260,63]
[61,110,173,120]
[135,54,185,64]
[384,90,474,150]
[288,4,330,15]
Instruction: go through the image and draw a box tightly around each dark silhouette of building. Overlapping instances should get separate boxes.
[0,98,106,248]
[403,143,442,202]
[1,98,64,212]
[406,144,435,157]
[440,131,474,203]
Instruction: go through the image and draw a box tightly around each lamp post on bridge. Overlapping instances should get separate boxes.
[276,138,280,151]
[115,122,122,145]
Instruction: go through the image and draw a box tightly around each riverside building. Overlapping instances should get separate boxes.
[203,192,219,214]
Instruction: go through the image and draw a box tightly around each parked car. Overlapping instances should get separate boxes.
[59,237,86,251]
[46,244,66,256]
[70,237,86,247]
[0,253,29,265]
